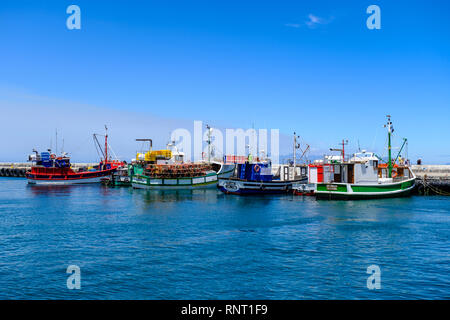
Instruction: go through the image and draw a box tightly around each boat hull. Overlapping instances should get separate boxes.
[315,178,416,200]
[218,178,307,195]
[131,173,219,189]
[130,163,235,190]
[26,168,116,185]
[27,176,103,185]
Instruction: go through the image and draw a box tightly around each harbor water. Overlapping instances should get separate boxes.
[0,177,448,299]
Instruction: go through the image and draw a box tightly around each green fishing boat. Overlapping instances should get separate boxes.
[315,116,416,200]
[130,136,235,189]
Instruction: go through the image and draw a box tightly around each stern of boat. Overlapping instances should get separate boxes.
[212,161,236,178]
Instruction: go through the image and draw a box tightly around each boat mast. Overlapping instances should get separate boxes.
[104,125,108,163]
[386,115,392,178]
[293,132,296,169]
[330,139,348,163]
[292,132,301,178]
[293,132,301,165]
[206,124,212,163]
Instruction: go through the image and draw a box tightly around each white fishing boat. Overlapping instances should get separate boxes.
[315,116,416,200]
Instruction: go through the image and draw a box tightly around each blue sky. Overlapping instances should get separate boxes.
[0,0,449,163]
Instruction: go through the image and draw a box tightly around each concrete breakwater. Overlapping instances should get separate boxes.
[411,165,450,195]
[0,162,96,177]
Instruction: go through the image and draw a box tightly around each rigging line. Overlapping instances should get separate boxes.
[380,135,388,160]
[107,145,119,160]
[371,126,380,151]
[93,140,101,160]
[92,134,106,162]
[406,141,409,161]
[93,134,105,159]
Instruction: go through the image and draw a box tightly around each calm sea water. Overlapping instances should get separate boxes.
[0,177,449,299]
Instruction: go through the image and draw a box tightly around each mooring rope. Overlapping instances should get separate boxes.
[421,178,450,196]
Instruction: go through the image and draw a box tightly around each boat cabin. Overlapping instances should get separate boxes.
[28,150,71,168]
[313,151,414,185]
[236,161,273,181]
[134,142,185,165]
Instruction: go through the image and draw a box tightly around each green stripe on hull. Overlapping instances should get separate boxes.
[315,178,416,200]
[351,180,414,192]
[131,173,218,189]
[316,187,414,200]
[132,181,217,189]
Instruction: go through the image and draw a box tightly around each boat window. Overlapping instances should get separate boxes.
[347,164,354,183]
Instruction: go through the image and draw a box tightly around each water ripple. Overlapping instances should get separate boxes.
[0,177,449,299]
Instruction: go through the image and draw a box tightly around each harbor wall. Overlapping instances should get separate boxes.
[411,165,450,195]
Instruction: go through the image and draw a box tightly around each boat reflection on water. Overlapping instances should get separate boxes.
[27,183,116,199]
[27,183,75,197]
[132,187,283,214]
[132,188,221,204]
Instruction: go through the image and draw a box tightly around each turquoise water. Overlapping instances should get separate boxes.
[0,177,449,299]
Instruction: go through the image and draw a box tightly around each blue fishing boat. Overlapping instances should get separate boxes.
[218,132,309,195]
[217,160,307,195]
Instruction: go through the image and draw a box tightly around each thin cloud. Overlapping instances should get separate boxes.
[305,14,324,28]
[285,13,333,29]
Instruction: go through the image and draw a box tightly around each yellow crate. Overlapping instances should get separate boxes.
[144,150,172,161]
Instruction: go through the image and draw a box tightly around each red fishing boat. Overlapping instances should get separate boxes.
[26,127,124,185]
